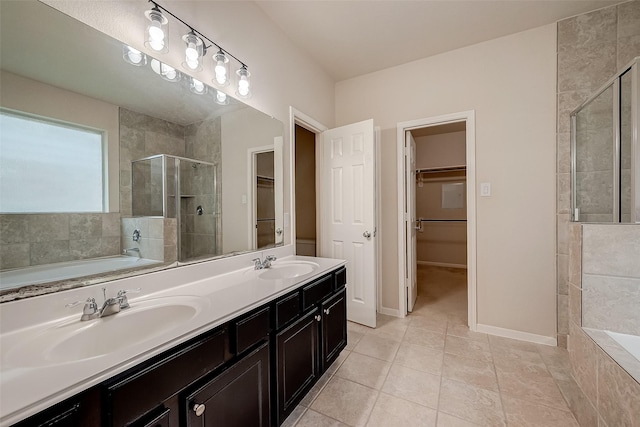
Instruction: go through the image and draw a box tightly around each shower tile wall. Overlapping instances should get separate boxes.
[119,108,186,217]
[0,213,121,269]
[566,223,640,425]
[120,217,177,262]
[184,117,222,258]
[556,0,640,348]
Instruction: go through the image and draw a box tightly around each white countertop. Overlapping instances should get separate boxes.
[0,250,345,426]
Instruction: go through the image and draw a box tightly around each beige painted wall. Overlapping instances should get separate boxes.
[336,25,557,338]
[0,70,120,211]
[40,0,336,247]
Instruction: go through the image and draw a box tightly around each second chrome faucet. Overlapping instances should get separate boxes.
[252,255,277,270]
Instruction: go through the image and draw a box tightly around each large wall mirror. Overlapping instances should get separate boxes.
[0,1,284,298]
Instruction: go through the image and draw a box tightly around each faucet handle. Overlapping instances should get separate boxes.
[252,258,263,269]
[66,298,98,321]
[116,288,141,309]
[265,255,277,262]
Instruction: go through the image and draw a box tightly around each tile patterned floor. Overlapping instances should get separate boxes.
[282,265,580,427]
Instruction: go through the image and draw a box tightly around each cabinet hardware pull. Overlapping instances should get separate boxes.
[315,315,321,322]
[324,308,330,315]
[192,403,206,417]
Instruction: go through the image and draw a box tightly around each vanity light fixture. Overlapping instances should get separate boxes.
[150,59,181,82]
[236,65,251,98]
[122,45,147,66]
[182,31,204,71]
[144,4,168,53]
[215,90,229,105]
[190,77,207,95]
[141,1,252,96]
[213,50,230,86]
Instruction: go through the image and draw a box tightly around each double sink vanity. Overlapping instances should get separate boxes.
[0,250,347,427]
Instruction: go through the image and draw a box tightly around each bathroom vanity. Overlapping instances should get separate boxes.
[0,254,347,427]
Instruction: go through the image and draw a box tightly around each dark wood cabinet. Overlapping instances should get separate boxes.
[185,342,270,427]
[273,276,347,426]
[274,308,320,424]
[321,287,347,371]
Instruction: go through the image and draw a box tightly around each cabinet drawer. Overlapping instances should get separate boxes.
[275,291,300,329]
[301,275,333,311]
[334,266,347,290]
[234,306,271,354]
[106,327,229,427]
[130,407,171,427]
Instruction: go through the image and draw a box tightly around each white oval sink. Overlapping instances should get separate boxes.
[257,261,320,280]
[3,296,206,367]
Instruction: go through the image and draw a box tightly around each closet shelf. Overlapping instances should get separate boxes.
[416,165,466,173]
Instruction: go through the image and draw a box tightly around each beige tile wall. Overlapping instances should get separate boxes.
[120,217,177,263]
[556,0,640,348]
[0,213,121,270]
[566,223,640,426]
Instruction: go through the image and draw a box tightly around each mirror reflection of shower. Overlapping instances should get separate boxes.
[254,151,276,249]
[131,154,220,262]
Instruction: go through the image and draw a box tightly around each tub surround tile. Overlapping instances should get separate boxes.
[102,213,121,237]
[28,214,69,242]
[568,223,582,287]
[0,215,29,244]
[30,240,71,266]
[597,351,640,427]
[69,214,102,240]
[582,275,640,335]
[555,375,598,427]
[582,224,640,277]
[584,328,640,385]
[569,323,599,405]
[569,284,582,327]
[0,243,30,269]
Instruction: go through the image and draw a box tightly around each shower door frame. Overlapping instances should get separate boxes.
[570,57,639,223]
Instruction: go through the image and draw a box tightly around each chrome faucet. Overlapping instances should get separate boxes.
[252,255,277,270]
[66,288,140,321]
[123,247,141,258]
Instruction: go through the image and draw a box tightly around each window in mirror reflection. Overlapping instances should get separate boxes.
[0,109,105,213]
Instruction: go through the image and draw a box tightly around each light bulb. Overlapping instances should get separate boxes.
[216,90,227,104]
[123,45,146,66]
[236,66,251,98]
[145,8,168,53]
[191,78,206,94]
[182,33,203,72]
[186,59,199,70]
[238,77,249,96]
[162,64,177,80]
[213,51,228,85]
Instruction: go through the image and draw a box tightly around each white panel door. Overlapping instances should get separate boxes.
[321,119,376,328]
[406,132,418,312]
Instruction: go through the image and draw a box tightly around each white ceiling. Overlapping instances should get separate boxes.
[256,0,623,81]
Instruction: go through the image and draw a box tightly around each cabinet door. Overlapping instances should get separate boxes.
[274,308,320,425]
[321,288,347,371]
[186,342,270,427]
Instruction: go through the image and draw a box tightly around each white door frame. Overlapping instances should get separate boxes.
[396,110,477,331]
[289,107,328,254]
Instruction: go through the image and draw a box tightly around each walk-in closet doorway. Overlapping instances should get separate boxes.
[397,111,477,330]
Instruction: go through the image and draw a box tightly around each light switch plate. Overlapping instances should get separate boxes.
[480,182,491,197]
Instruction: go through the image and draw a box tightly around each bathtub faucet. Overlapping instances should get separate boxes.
[123,247,141,258]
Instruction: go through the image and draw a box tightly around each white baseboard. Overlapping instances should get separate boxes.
[476,324,557,346]
[418,261,467,269]
[378,306,401,318]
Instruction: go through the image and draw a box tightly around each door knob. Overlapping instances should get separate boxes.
[363,231,372,239]
[192,403,206,417]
